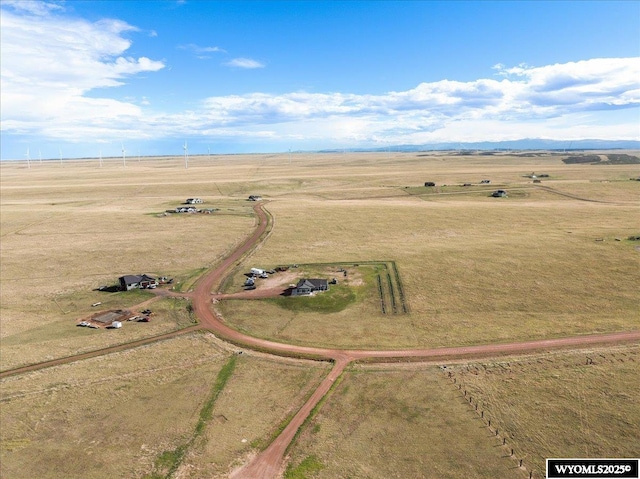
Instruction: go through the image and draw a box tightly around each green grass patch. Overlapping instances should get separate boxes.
[148,355,237,478]
[172,267,207,293]
[268,284,357,314]
[195,355,237,435]
[284,455,325,479]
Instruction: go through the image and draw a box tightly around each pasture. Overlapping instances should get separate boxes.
[0,332,330,479]
[1,151,639,477]
[286,344,639,479]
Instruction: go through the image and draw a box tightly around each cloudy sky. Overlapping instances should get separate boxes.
[1,0,638,159]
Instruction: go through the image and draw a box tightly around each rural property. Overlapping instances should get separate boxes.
[1,151,639,479]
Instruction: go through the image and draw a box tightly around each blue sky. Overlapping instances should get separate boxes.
[1,0,638,159]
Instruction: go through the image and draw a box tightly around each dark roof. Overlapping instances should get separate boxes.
[120,274,156,285]
[295,278,328,289]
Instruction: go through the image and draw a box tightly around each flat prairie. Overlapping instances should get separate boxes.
[286,344,639,479]
[0,332,330,479]
[1,151,638,477]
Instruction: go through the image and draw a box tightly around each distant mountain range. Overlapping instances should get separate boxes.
[318,139,640,153]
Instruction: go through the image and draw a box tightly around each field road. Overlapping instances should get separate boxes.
[2,202,639,478]
[189,203,640,479]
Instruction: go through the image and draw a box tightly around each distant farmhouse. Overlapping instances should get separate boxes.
[491,189,508,198]
[291,279,329,296]
[173,206,199,213]
[119,274,158,291]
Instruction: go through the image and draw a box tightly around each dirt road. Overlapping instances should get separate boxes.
[2,201,638,477]
[189,203,640,479]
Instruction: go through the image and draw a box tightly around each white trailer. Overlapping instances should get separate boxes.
[250,268,265,276]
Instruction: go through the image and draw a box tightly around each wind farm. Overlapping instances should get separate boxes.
[1,1,638,478]
[1,150,639,479]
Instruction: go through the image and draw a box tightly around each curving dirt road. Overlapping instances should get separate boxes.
[189,203,640,479]
[2,201,639,477]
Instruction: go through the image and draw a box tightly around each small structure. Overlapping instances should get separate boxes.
[119,274,158,291]
[250,268,265,276]
[173,206,199,213]
[291,279,329,296]
[248,195,262,201]
[480,179,491,184]
[491,189,508,198]
[185,198,203,204]
[424,181,436,187]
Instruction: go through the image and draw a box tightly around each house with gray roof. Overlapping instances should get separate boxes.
[119,274,158,291]
[291,278,329,296]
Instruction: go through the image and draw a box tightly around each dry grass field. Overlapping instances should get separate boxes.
[1,152,639,478]
[0,333,231,479]
[1,296,196,370]
[286,364,523,479]
[1,161,256,369]
[0,331,330,479]
[216,154,639,349]
[178,355,330,478]
[286,344,639,479]
[445,344,640,477]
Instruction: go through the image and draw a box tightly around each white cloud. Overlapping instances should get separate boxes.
[179,43,227,58]
[0,0,638,155]
[199,57,639,127]
[1,0,63,16]
[0,2,164,141]
[225,57,265,69]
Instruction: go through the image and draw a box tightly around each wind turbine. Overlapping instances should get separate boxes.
[99,150,103,168]
[183,141,189,169]
[39,149,42,165]
[59,148,63,166]
[25,147,31,168]
[121,143,126,167]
